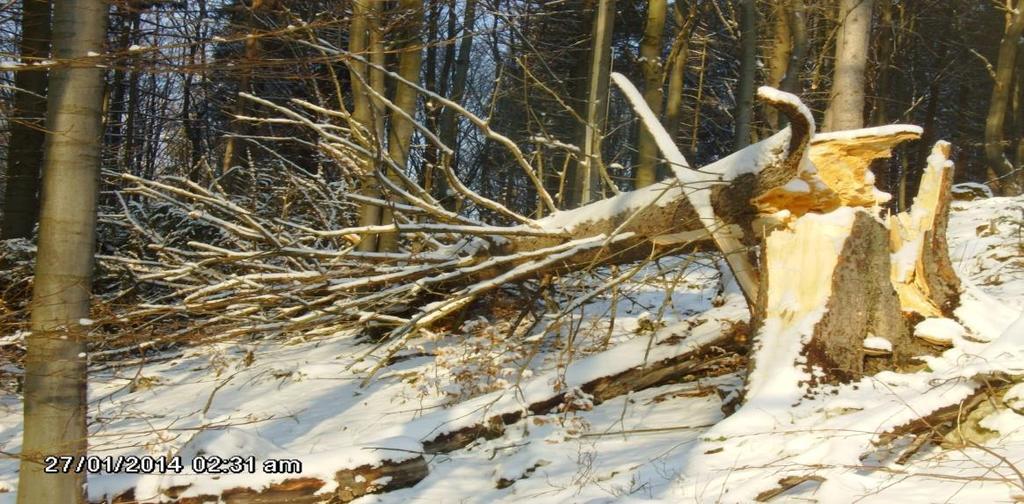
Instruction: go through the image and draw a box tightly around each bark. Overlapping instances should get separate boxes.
[823,0,873,132]
[734,0,758,149]
[0,0,51,239]
[18,0,108,501]
[221,0,270,195]
[764,0,792,131]
[665,1,697,145]
[570,0,615,206]
[778,0,806,96]
[869,0,894,126]
[435,0,477,209]
[634,0,668,188]
[378,0,425,252]
[984,0,1024,195]
[352,0,385,252]
[810,212,911,379]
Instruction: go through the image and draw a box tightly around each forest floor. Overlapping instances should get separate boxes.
[0,192,1023,503]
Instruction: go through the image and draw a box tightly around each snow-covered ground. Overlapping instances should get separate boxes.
[0,194,1022,503]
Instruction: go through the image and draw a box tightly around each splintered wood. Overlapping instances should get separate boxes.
[889,141,962,317]
[751,126,923,217]
[746,104,960,387]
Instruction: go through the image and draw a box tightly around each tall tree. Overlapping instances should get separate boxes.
[634,0,667,188]
[0,0,51,239]
[665,1,698,145]
[984,0,1024,195]
[734,0,758,149]
[378,0,425,251]
[220,0,276,194]
[351,0,386,252]
[764,0,806,129]
[572,0,615,205]
[823,0,874,131]
[435,0,477,208]
[17,0,108,501]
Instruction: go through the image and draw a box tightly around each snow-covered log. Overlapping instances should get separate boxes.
[97,306,749,504]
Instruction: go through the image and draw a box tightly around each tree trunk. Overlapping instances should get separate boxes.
[764,0,792,131]
[435,0,477,209]
[634,0,667,188]
[378,0,425,252]
[351,0,385,252]
[779,0,806,96]
[220,0,268,195]
[0,0,51,239]
[734,0,758,149]
[823,0,873,132]
[984,0,1024,195]
[665,1,696,146]
[570,0,615,207]
[18,0,108,501]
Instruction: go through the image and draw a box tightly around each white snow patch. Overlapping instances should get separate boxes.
[914,317,966,345]
[863,335,893,352]
[782,178,811,193]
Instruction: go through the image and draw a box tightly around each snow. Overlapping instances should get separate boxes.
[757,86,816,137]
[128,44,144,52]
[863,335,893,352]
[812,124,924,142]
[913,317,967,345]
[952,182,994,199]
[782,178,811,193]
[0,194,1023,503]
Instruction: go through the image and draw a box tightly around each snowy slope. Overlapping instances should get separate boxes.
[0,196,1021,503]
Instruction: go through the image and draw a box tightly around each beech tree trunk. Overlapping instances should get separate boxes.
[220,0,270,195]
[0,0,50,239]
[764,0,792,131]
[352,0,386,252]
[734,0,758,149]
[984,0,1024,195]
[435,0,477,209]
[378,0,425,252]
[665,1,697,146]
[18,0,108,501]
[570,0,615,206]
[824,0,873,132]
[634,0,667,188]
[749,137,959,391]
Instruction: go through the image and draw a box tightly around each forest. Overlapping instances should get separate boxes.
[1,0,1024,502]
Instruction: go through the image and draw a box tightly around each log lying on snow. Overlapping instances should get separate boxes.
[390,105,927,336]
[99,308,749,504]
[490,92,923,296]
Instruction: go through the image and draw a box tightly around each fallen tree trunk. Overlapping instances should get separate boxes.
[99,306,749,504]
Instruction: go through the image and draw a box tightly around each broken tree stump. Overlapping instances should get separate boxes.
[889,141,962,317]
